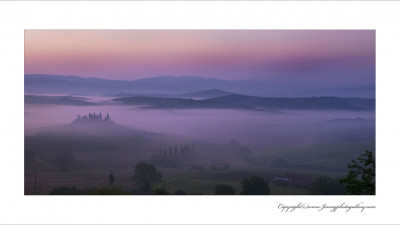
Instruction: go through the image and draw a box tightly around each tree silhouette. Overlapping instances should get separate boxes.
[340,150,375,195]
[240,177,270,195]
[132,162,162,191]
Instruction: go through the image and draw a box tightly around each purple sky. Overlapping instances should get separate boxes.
[25,30,375,85]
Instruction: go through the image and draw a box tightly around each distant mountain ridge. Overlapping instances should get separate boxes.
[25,74,375,98]
[113,89,234,99]
[177,89,234,98]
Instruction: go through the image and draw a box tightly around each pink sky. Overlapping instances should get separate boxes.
[24,30,375,82]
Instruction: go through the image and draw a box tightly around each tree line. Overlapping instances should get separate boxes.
[160,144,194,157]
[48,150,375,195]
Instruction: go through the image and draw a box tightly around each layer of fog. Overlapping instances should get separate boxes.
[25,103,374,147]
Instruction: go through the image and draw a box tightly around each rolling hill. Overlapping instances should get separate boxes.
[25,95,97,105]
[113,94,375,111]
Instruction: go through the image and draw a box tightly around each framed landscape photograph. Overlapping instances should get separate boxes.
[24,30,375,196]
[2,1,400,224]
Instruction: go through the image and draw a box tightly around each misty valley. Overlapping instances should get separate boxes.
[24,90,375,195]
